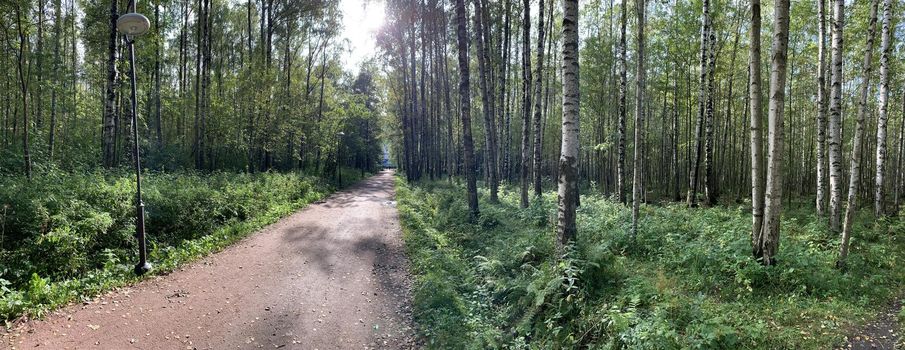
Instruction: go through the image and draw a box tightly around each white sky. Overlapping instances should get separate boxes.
[340,0,386,70]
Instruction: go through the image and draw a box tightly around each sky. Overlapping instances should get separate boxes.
[340,0,387,70]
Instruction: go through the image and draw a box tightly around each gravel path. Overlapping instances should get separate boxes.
[3,170,418,350]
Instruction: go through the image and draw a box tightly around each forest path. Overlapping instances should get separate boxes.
[841,298,901,350]
[4,170,418,350]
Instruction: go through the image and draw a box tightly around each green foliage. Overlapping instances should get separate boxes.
[396,179,905,349]
[0,169,367,321]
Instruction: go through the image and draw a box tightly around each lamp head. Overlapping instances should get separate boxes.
[117,12,151,36]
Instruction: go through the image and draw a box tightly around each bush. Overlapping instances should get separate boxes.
[0,169,361,320]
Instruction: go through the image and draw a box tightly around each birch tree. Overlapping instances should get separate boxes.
[531,0,546,198]
[687,0,710,207]
[474,0,499,203]
[749,0,765,249]
[816,0,828,216]
[873,0,892,217]
[839,0,879,268]
[827,0,844,232]
[519,0,532,208]
[755,0,791,266]
[557,0,579,245]
[631,0,646,239]
[617,0,627,204]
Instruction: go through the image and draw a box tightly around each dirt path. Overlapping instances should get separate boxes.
[840,299,902,350]
[3,170,418,350]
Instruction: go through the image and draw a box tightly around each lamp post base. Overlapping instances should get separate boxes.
[134,262,152,275]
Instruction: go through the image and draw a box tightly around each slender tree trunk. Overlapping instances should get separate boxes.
[631,0,646,239]
[687,0,710,207]
[616,0,627,204]
[531,0,547,198]
[894,93,904,212]
[873,0,892,216]
[154,0,163,150]
[49,0,63,159]
[474,0,499,202]
[756,0,791,266]
[749,0,765,252]
[839,0,879,268]
[827,0,845,232]
[15,5,32,178]
[703,10,717,206]
[816,0,828,216]
[557,0,579,245]
[455,0,479,218]
[103,0,120,168]
[519,0,533,208]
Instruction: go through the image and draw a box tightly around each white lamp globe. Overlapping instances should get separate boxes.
[117,12,151,36]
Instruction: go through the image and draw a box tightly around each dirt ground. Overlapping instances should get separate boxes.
[3,170,418,350]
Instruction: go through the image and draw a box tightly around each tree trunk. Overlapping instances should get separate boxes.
[557,0,579,245]
[630,0,646,239]
[531,0,547,198]
[49,0,63,159]
[519,0,532,208]
[474,0,499,202]
[617,0,627,204]
[154,0,163,150]
[103,0,119,169]
[756,0,791,266]
[873,0,891,217]
[687,0,710,207]
[749,0,765,253]
[15,5,32,178]
[455,0,480,219]
[816,0,828,216]
[839,0,879,268]
[703,9,717,206]
[827,0,845,232]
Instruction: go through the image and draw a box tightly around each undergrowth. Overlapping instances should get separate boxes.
[395,178,905,349]
[0,168,367,323]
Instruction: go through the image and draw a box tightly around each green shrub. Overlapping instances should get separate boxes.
[0,169,366,321]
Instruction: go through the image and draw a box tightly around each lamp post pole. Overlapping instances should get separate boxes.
[118,1,152,275]
[336,131,345,187]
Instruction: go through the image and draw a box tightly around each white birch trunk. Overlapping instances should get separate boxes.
[839,0,879,267]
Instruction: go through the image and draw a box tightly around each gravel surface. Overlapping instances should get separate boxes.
[3,170,418,350]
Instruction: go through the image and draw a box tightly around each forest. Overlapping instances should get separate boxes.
[1,0,904,349]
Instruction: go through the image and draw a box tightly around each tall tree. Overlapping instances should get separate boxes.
[455,0,479,218]
[749,0,765,250]
[873,0,892,216]
[474,0,499,203]
[616,0,627,204]
[631,0,646,239]
[519,0,532,208]
[827,0,844,232]
[703,6,717,206]
[15,3,32,178]
[531,0,546,198]
[839,0,879,268]
[755,0,791,266]
[687,0,710,207]
[102,0,119,168]
[557,0,579,245]
[815,0,828,216]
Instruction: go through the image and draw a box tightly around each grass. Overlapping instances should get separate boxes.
[395,178,905,349]
[0,167,369,324]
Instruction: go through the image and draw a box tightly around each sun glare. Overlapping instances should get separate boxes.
[341,0,386,70]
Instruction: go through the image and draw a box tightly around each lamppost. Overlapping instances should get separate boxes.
[116,3,152,275]
[336,131,345,187]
